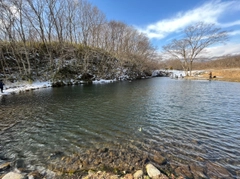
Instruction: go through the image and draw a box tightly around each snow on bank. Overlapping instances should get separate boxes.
[167,70,206,77]
[0,79,117,97]
[92,79,116,84]
[0,70,206,97]
[0,81,52,97]
[167,70,186,77]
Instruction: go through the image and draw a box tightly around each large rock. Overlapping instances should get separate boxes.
[2,172,24,179]
[206,162,232,178]
[152,153,167,165]
[146,163,161,178]
[133,170,143,179]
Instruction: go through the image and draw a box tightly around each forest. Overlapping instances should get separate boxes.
[0,0,160,84]
[1,0,239,85]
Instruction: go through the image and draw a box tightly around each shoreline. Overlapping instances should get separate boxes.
[189,68,240,82]
[0,79,117,97]
[0,146,234,179]
[1,68,240,97]
[1,72,239,97]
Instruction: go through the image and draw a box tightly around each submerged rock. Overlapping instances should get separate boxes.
[152,153,167,165]
[189,163,207,178]
[82,171,119,179]
[2,172,24,179]
[174,165,193,179]
[27,171,43,179]
[206,162,233,178]
[0,162,11,171]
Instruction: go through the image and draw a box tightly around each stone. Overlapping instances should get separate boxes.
[206,162,232,178]
[146,163,161,178]
[0,162,11,171]
[143,176,150,179]
[36,166,55,179]
[110,175,120,179]
[27,171,43,179]
[98,147,109,153]
[133,170,143,179]
[2,172,24,179]
[28,175,34,179]
[153,173,169,179]
[174,165,193,179]
[152,154,167,165]
[124,173,134,179]
[189,163,207,178]
[45,169,56,179]
[88,169,95,175]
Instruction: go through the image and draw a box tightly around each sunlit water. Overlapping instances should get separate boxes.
[1,78,240,178]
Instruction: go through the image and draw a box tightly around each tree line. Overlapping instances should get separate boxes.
[159,55,240,70]
[0,0,159,82]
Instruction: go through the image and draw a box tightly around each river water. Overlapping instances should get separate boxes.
[0,78,240,178]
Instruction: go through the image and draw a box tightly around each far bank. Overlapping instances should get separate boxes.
[185,68,240,82]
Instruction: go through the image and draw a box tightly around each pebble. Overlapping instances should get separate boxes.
[133,170,143,179]
[146,163,161,178]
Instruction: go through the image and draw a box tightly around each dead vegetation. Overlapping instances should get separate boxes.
[161,55,240,82]
[200,68,240,82]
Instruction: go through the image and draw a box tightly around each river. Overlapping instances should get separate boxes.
[0,78,240,178]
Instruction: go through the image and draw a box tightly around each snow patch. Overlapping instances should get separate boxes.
[92,79,115,84]
[0,81,52,97]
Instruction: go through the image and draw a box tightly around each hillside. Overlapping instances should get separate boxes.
[0,0,160,86]
[0,42,158,86]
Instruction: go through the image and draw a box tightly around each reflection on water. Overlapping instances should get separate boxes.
[1,78,240,177]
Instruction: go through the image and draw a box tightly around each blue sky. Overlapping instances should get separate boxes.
[88,0,240,57]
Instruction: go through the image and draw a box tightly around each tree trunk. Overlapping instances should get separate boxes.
[189,61,193,76]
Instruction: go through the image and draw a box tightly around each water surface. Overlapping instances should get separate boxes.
[0,78,240,178]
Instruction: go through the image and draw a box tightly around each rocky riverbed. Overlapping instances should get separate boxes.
[0,144,234,179]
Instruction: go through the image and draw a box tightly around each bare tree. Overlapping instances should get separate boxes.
[163,22,228,75]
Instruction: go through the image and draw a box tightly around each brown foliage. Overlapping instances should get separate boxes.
[193,55,240,69]
[160,55,240,71]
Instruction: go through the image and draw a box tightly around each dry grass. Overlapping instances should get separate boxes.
[193,68,240,82]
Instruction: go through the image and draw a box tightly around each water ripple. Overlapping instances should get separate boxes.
[1,79,240,178]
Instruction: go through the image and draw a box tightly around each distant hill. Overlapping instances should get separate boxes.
[193,55,240,70]
[159,55,240,70]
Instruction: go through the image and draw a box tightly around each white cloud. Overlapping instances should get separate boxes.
[139,0,239,40]
[221,20,240,28]
[205,43,240,57]
[229,30,240,36]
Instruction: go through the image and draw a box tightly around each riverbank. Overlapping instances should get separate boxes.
[0,146,234,179]
[188,68,240,82]
[1,68,239,97]
[0,79,116,97]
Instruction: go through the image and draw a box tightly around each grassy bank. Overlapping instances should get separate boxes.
[186,68,240,82]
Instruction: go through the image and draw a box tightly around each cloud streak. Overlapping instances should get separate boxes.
[139,0,239,40]
[206,43,240,57]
